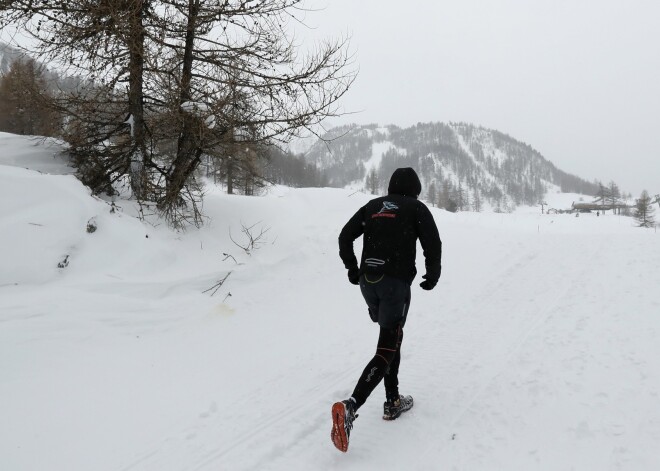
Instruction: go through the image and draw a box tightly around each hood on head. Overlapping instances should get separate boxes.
[387,167,422,198]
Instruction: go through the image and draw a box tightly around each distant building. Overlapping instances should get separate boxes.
[571,202,630,214]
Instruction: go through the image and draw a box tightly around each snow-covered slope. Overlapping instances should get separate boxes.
[304,123,601,211]
[2,133,660,471]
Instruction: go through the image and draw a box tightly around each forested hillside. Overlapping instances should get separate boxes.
[305,123,602,211]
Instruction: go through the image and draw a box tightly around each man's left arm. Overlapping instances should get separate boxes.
[417,204,442,290]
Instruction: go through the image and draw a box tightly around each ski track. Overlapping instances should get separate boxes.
[122,230,648,471]
[411,239,605,469]
[433,234,660,471]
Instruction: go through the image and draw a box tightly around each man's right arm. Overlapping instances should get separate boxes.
[338,206,365,271]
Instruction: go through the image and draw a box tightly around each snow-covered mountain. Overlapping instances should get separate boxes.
[304,122,600,211]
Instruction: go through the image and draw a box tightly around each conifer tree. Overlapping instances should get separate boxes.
[634,190,656,228]
[438,180,451,209]
[427,182,437,206]
[594,181,611,211]
[366,168,379,195]
[472,188,482,212]
[1,0,354,225]
[607,181,621,206]
[454,182,465,211]
[462,187,471,212]
[0,58,58,136]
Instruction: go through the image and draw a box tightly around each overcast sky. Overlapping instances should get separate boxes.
[298,0,660,195]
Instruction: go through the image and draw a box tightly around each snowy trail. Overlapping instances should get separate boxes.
[410,239,603,468]
[245,233,608,471]
[122,223,658,471]
[436,232,660,471]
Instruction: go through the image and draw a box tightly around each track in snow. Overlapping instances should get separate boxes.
[121,224,659,471]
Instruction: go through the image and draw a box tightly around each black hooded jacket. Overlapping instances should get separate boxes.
[339,168,442,285]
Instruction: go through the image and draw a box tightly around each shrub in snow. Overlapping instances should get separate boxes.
[57,255,69,268]
[86,218,97,233]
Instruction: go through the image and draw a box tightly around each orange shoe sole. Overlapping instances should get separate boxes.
[331,402,349,452]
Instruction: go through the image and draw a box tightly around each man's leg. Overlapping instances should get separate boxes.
[332,325,398,452]
[382,281,410,401]
[331,277,409,451]
[383,325,403,401]
[359,274,381,323]
[350,326,400,409]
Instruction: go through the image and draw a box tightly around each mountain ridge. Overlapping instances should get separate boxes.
[303,122,601,211]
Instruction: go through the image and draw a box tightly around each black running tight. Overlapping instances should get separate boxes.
[351,325,403,409]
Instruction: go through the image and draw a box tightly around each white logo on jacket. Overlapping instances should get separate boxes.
[379,201,399,213]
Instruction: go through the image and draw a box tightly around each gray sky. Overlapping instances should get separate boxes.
[299,0,660,196]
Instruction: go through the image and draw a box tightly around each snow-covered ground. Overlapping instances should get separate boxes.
[1,133,659,471]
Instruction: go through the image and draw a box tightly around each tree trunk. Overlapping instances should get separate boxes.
[226,157,234,195]
[128,0,148,200]
[161,0,201,209]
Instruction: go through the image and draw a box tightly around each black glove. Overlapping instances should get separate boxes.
[347,267,360,285]
[419,274,437,291]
